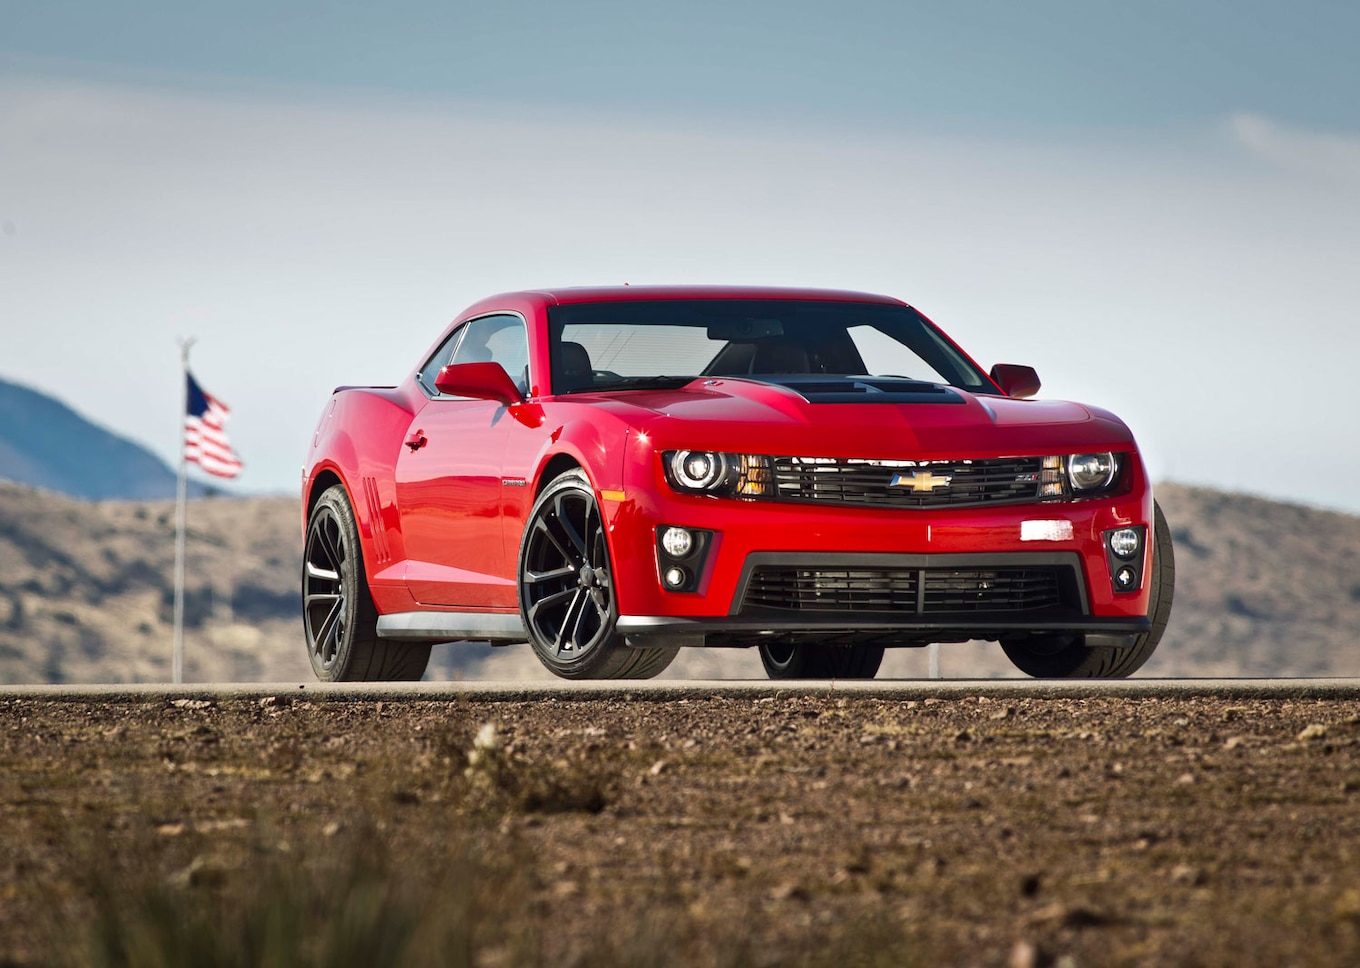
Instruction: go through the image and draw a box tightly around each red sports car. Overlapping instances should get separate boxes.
[302,286,1173,681]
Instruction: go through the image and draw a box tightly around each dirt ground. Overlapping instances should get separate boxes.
[3,693,1360,966]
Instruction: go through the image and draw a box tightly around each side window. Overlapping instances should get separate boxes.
[451,314,530,394]
[417,326,465,394]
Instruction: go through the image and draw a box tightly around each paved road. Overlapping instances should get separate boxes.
[3,678,1360,701]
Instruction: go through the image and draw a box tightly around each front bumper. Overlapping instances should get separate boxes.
[604,443,1156,645]
[617,615,1150,649]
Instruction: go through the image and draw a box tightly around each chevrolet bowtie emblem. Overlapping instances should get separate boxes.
[891,470,952,493]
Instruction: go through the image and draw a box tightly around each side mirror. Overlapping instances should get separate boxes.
[433,362,523,405]
[989,364,1041,399]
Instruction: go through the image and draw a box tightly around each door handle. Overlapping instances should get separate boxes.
[404,430,428,452]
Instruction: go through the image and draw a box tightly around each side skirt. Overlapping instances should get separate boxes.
[376,611,528,644]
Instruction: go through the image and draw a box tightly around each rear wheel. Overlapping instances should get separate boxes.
[1001,502,1175,679]
[759,642,884,680]
[519,470,677,680]
[303,485,431,681]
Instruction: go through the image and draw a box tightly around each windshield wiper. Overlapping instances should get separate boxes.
[565,376,696,394]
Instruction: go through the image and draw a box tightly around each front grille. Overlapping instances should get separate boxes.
[743,567,920,612]
[742,565,1068,615]
[771,456,1046,509]
[921,568,1063,613]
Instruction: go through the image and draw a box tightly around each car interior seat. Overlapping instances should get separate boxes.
[556,341,595,392]
[749,341,811,374]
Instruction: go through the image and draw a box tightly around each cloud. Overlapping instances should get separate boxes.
[1229,112,1360,185]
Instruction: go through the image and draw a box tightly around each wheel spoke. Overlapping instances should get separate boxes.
[570,592,592,647]
[305,592,340,606]
[313,599,342,657]
[535,517,575,566]
[524,564,576,584]
[552,493,588,557]
[527,586,577,627]
[553,589,587,654]
[584,502,597,564]
[316,519,342,571]
[326,518,346,568]
[306,562,339,582]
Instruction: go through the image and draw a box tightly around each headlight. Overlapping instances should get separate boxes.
[1068,452,1118,491]
[670,450,727,490]
[663,451,773,497]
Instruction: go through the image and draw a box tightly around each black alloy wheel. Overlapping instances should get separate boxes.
[519,471,677,679]
[303,502,350,674]
[758,640,884,679]
[302,485,430,682]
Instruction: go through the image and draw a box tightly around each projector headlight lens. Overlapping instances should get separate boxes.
[1068,452,1118,491]
[663,451,772,497]
[1109,527,1141,559]
[671,450,726,490]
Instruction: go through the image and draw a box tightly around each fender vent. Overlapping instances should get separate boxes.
[362,476,391,565]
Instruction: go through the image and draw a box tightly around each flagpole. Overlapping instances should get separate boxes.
[172,337,195,685]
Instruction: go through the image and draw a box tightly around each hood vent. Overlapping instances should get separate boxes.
[761,376,966,405]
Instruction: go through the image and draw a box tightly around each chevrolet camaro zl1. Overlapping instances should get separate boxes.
[301,286,1173,681]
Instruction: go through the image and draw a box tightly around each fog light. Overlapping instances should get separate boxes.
[1109,528,1141,559]
[1115,566,1138,590]
[661,527,694,558]
[663,567,687,588]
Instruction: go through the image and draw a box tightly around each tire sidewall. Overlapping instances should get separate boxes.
[759,642,807,678]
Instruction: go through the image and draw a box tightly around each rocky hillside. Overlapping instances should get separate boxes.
[1,481,1357,683]
[0,483,305,682]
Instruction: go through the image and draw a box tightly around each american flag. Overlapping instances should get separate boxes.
[184,371,243,479]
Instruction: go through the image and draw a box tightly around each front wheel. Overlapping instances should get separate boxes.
[518,470,677,680]
[759,642,884,680]
[303,485,431,681]
[1001,501,1176,679]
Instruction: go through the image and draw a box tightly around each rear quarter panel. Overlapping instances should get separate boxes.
[304,386,421,612]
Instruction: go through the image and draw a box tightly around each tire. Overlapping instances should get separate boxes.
[518,470,678,680]
[303,485,431,682]
[759,641,884,679]
[1001,501,1176,679]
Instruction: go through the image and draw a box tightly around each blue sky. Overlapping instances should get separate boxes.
[8,1,1360,129]
[2,2,1358,508]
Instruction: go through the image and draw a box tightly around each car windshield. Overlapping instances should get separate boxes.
[547,299,994,395]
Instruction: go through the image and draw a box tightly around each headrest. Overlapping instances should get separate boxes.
[559,341,593,375]
[751,342,810,374]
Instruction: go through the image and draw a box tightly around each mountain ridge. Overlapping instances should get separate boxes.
[0,374,215,500]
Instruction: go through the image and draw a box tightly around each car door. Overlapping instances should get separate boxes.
[395,313,531,607]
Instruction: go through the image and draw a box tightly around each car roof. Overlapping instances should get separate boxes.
[490,285,909,308]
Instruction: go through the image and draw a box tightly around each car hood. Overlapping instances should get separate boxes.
[572,377,1131,457]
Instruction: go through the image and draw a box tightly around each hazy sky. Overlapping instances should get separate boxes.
[2,2,1358,509]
